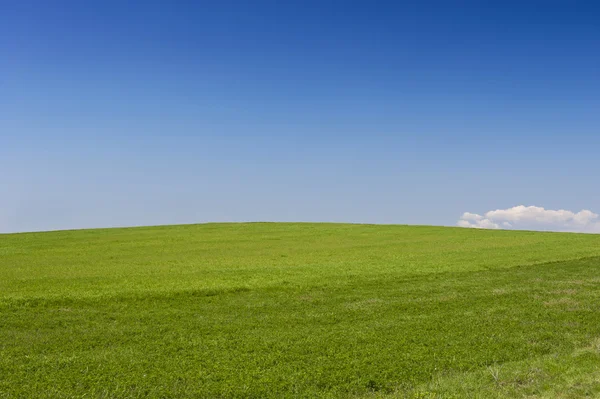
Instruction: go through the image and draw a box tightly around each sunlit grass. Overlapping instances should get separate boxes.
[2,223,600,397]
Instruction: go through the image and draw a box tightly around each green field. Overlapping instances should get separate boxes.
[2,223,600,398]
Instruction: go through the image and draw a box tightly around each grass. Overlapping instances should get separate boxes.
[2,222,600,398]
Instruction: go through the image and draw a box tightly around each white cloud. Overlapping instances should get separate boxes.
[457,205,600,233]
[461,212,483,222]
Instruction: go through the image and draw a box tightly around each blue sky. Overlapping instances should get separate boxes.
[1,1,599,233]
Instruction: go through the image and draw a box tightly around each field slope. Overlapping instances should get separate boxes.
[2,223,600,398]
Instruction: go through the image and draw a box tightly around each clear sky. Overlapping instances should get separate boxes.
[2,1,599,233]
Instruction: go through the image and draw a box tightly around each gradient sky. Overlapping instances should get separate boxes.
[2,1,599,233]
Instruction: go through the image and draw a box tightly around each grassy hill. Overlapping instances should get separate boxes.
[2,223,600,398]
